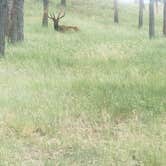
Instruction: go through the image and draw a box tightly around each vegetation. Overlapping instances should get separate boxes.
[0,0,166,165]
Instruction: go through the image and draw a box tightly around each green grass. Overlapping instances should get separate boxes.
[0,0,166,165]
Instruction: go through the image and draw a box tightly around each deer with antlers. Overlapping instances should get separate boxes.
[48,11,79,32]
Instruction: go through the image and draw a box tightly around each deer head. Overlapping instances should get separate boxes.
[48,11,65,31]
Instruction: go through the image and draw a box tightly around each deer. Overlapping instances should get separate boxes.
[48,11,79,32]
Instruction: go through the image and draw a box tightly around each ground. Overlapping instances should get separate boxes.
[0,0,165,165]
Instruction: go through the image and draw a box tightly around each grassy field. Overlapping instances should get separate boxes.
[0,0,166,165]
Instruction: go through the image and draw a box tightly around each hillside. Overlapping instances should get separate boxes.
[0,0,166,165]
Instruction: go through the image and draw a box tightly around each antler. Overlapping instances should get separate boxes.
[48,13,56,20]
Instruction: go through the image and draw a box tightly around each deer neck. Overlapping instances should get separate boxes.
[54,22,59,31]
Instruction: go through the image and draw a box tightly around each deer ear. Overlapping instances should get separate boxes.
[59,12,65,19]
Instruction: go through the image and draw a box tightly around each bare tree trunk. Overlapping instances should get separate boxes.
[8,0,24,43]
[149,0,155,39]
[0,0,7,56]
[114,0,119,23]
[155,0,159,14]
[9,0,18,43]
[163,0,166,35]
[138,0,144,28]
[61,0,66,6]
[42,0,49,26]
[6,0,14,38]
[17,0,24,41]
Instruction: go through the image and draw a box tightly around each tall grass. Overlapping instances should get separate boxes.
[0,0,165,165]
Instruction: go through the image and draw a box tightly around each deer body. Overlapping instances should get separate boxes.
[49,11,79,32]
[55,25,79,32]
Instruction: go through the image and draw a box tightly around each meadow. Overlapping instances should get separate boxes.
[0,0,165,165]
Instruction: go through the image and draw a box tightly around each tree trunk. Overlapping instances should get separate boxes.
[163,0,166,35]
[17,0,24,41]
[6,0,14,37]
[0,0,7,56]
[149,0,155,39]
[8,0,24,43]
[61,0,66,6]
[155,0,158,14]
[9,0,18,43]
[114,0,119,23]
[138,0,144,28]
[42,0,49,27]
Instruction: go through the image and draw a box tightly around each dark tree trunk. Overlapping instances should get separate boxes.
[163,0,166,35]
[6,0,14,37]
[8,0,24,43]
[114,0,119,23]
[9,0,18,43]
[42,0,49,27]
[17,0,24,41]
[61,0,66,6]
[138,0,144,28]
[149,0,155,39]
[0,0,7,56]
